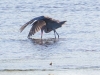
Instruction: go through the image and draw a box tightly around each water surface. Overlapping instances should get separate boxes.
[0,0,100,74]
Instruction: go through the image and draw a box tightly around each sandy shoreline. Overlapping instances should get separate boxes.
[0,69,100,75]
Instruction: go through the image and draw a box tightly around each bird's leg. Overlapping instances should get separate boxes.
[56,31,59,39]
[54,30,56,39]
[54,30,59,39]
[41,29,43,43]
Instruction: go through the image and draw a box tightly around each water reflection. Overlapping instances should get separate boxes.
[29,38,59,45]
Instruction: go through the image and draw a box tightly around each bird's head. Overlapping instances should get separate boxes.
[60,21,67,25]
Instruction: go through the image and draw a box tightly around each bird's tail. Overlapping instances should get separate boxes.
[20,19,35,32]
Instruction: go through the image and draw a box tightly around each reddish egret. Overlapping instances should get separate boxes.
[20,16,66,40]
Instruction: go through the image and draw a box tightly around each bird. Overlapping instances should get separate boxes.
[49,62,52,66]
[20,16,66,40]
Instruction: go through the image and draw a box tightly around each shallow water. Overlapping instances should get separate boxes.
[0,0,100,74]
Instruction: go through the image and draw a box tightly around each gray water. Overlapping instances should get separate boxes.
[0,0,100,71]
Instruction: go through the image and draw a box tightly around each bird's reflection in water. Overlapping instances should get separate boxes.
[29,38,59,46]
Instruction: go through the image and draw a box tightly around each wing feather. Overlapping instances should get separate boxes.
[28,20,46,37]
[20,16,45,32]
[20,19,35,32]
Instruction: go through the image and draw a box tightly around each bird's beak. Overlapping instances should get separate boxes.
[62,21,67,23]
[64,21,67,23]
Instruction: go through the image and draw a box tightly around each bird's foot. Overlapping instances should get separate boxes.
[40,39,43,45]
[27,36,31,39]
[54,37,59,42]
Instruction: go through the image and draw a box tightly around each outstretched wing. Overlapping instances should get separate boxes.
[28,20,46,37]
[20,18,35,32]
[20,16,45,32]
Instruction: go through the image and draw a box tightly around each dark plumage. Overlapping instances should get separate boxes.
[20,16,66,39]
